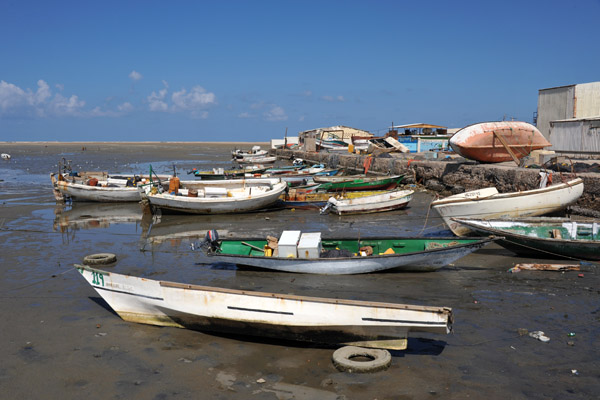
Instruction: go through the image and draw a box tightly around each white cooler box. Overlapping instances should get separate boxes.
[279,230,301,258]
[297,232,322,258]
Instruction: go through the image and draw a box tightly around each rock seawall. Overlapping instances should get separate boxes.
[275,149,600,213]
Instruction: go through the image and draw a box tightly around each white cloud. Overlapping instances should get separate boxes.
[0,79,139,119]
[118,102,134,112]
[129,70,143,81]
[238,112,253,118]
[321,95,345,102]
[47,93,85,116]
[147,81,169,112]
[264,105,287,121]
[147,82,216,116]
[0,79,84,118]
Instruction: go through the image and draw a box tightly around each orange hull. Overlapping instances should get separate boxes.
[449,121,551,163]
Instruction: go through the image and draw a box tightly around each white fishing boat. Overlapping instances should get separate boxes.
[236,155,278,165]
[231,145,268,160]
[1,153,10,160]
[76,264,453,350]
[50,173,149,202]
[322,189,414,215]
[139,180,287,214]
[431,178,584,235]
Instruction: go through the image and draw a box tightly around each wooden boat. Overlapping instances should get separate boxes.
[431,178,584,236]
[189,165,270,180]
[236,156,278,165]
[323,189,414,215]
[76,264,453,350]
[199,231,499,274]
[315,175,404,192]
[231,146,268,159]
[280,189,393,209]
[449,121,551,163]
[50,172,151,202]
[139,180,288,214]
[450,217,600,261]
[313,174,375,184]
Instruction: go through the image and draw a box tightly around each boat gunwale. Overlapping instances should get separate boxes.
[451,218,599,245]
[431,178,583,207]
[76,264,452,315]
[207,236,499,261]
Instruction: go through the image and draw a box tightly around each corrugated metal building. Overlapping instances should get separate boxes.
[537,81,600,153]
[548,117,600,153]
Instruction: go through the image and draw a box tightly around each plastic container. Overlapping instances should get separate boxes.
[279,230,301,258]
[297,232,322,258]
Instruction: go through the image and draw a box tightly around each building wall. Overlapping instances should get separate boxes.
[537,85,575,138]
[549,119,600,153]
[575,82,600,118]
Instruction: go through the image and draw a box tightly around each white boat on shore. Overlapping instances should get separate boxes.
[139,179,287,214]
[322,189,414,215]
[50,173,152,202]
[431,178,584,235]
[76,264,453,350]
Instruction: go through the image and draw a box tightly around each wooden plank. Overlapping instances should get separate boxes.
[493,131,521,165]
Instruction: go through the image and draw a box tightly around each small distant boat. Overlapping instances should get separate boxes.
[139,180,288,214]
[315,175,404,192]
[431,178,584,236]
[451,217,600,261]
[449,121,551,163]
[199,230,499,274]
[77,264,453,350]
[236,156,278,165]
[231,145,268,159]
[1,153,10,160]
[281,189,396,209]
[189,165,269,180]
[322,189,414,215]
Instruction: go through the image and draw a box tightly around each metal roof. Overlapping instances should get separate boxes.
[390,123,447,129]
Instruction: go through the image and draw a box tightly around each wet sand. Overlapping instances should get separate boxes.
[0,143,598,399]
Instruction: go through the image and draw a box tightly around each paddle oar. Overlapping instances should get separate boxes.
[241,242,264,252]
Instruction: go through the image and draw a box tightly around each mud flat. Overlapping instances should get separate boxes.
[0,143,598,399]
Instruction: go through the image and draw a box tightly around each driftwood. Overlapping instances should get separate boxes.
[512,263,581,272]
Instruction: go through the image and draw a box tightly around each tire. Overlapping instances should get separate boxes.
[332,346,392,373]
[83,253,117,265]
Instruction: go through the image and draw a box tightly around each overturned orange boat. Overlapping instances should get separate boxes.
[449,121,551,163]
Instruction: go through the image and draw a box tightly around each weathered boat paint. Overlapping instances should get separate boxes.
[201,235,499,274]
[449,121,551,163]
[451,217,600,260]
[77,264,453,350]
[432,178,584,236]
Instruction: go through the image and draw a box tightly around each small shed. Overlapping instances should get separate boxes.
[548,117,600,154]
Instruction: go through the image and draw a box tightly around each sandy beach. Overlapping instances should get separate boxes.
[0,143,598,399]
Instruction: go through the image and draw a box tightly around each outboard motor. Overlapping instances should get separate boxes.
[203,229,220,252]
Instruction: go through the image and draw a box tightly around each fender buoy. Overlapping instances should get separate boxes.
[83,253,117,265]
[332,346,392,373]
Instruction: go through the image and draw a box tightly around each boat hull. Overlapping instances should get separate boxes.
[452,217,600,260]
[77,265,452,350]
[203,237,497,274]
[316,175,404,192]
[449,121,551,162]
[143,182,287,214]
[55,179,141,202]
[431,178,584,236]
[329,190,413,215]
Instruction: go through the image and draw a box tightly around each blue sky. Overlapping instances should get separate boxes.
[1,0,599,142]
